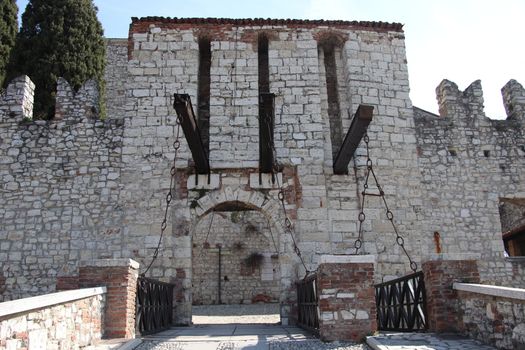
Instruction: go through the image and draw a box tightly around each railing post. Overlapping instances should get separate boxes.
[422,257,479,333]
[317,255,376,342]
[79,259,139,339]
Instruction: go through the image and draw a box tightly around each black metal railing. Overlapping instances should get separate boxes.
[136,277,174,335]
[296,273,319,334]
[375,271,427,332]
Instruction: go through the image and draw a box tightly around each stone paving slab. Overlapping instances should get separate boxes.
[192,304,281,325]
[133,324,368,350]
[366,332,497,350]
[134,339,369,350]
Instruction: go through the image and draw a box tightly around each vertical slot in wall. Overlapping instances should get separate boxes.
[323,43,343,163]
[258,34,274,173]
[198,37,211,157]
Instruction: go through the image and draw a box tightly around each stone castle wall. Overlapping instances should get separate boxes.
[414,79,525,286]
[0,76,124,300]
[1,18,524,323]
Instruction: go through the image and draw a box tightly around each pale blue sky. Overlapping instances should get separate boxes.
[15,0,525,119]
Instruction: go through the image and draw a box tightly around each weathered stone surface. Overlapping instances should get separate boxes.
[457,289,525,349]
[1,18,524,331]
[0,291,104,349]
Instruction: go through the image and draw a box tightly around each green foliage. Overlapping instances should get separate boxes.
[230,212,241,223]
[8,0,106,119]
[0,0,18,86]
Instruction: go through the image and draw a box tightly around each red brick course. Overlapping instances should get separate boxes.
[56,276,80,291]
[317,261,376,342]
[422,259,479,333]
[78,261,139,339]
[129,17,404,37]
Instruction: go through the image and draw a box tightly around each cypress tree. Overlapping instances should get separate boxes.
[0,0,18,87]
[9,0,106,119]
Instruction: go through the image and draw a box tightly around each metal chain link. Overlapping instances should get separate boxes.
[353,133,418,272]
[142,116,182,276]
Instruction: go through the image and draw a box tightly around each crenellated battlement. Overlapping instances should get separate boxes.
[436,78,525,122]
[0,75,100,123]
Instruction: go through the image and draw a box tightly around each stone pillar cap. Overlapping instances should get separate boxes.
[80,258,140,269]
[425,253,480,261]
[319,254,376,264]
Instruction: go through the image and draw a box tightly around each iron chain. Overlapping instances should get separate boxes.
[353,133,418,272]
[142,116,182,276]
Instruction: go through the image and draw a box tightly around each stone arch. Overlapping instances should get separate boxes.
[315,30,348,50]
[191,188,286,238]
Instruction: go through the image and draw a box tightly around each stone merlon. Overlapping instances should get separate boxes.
[502,79,525,121]
[55,78,100,120]
[0,75,35,121]
[436,78,524,121]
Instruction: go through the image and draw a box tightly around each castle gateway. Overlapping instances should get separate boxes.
[1,17,525,325]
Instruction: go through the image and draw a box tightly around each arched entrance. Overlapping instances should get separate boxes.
[192,204,280,305]
[189,189,294,324]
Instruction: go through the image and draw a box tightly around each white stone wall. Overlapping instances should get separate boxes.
[104,38,128,119]
[0,289,105,349]
[414,80,525,286]
[0,77,124,301]
[209,38,259,168]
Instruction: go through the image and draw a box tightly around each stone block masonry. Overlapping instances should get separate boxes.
[454,283,525,349]
[0,287,105,349]
[415,79,525,287]
[0,75,34,120]
[104,38,128,119]
[0,75,125,302]
[416,262,525,349]
[192,210,280,305]
[317,255,376,342]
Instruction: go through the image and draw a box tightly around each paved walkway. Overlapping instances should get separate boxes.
[134,324,367,349]
[366,332,497,350]
[129,328,501,350]
[96,305,498,350]
[192,304,281,324]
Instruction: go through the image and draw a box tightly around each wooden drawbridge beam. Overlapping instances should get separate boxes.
[333,105,374,174]
[173,94,210,174]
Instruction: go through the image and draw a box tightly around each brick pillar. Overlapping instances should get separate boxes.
[79,259,139,339]
[422,258,479,333]
[317,255,376,342]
